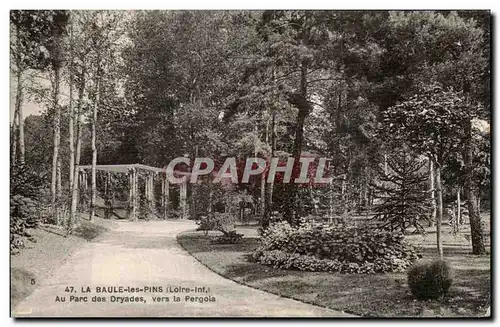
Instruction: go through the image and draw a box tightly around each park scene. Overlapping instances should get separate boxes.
[10,10,490,317]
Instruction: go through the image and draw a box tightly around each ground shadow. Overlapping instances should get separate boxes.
[72,222,109,241]
[180,233,260,254]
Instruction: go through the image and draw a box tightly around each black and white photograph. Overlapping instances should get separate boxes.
[9,8,491,318]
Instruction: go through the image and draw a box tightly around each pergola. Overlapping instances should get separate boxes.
[78,164,188,220]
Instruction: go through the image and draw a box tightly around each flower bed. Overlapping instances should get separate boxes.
[253,221,421,273]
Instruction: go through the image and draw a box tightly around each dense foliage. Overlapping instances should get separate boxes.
[407,259,453,299]
[10,165,48,253]
[254,221,421,273]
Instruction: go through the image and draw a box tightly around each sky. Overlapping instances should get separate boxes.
[10,69,70,121]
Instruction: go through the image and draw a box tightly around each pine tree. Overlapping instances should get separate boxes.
[372,149,431,233]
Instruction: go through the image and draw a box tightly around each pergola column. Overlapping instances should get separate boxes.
[129,167,138,221]
[80,170,88,212]
[161,172,169,219]
[76,170,83,209]
[82,170,88,191]
[144,171,149,211]
[146,171,154,211]
[104,171,112,219]
[180,180,187,219]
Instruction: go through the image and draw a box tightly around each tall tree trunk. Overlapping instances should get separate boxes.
[69,71,85,233]
[90,75,99,222]
[341,176,346,214]
[11,108,18,166]
[263,112,276,228]
[284,62,311,225]
[260,163,266,219]
[13,27,25,166]
[329,179,334,223]
[477,193,481,214]
[57,156,62,198]
[252,123,266,218]
[457,187,461,225]
[16,68,25,165]
[68,108,81,232]
[260,173,266,218]
[68,20,75,191]
[68,78,74,190]
[51,67,61,214]
[435,161,443,258]
[428,158,436,227]
[464,119,486,254]
[263,68,277,228]
[191,145,198,220]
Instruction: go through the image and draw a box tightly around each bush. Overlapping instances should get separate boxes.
[211,231,244,244]
[257,249,419,274]
[10,165,47,253]
[10,195,40,253]
[407,259,453,299]
[196,213,243,244]
[254,220,420,273]
[11,195,39,228]
[10,165,46,199]
[196,212,236,234]
[196,215,216,234]
[256,221,296,250]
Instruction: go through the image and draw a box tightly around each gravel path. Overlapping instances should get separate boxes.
[13,220,352,317]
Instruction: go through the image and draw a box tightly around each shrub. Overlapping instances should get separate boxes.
[211,231,244,244]
[10,165,47,253]
[196,215,216,235]
[197,213,242,244]
[254,220,420,273]
[11,195,39,227]
[10,195,40,253]
[10,165,46,199]
[196,212,236,234]
[407,259,453,299]
[257,221,296,251]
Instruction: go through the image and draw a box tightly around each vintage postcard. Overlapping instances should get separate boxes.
[10,9,491,318]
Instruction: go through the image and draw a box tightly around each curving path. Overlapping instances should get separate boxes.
[13,220,352,317]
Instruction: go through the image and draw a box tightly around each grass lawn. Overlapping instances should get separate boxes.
[10,216,116,310]
[177,221,491,317]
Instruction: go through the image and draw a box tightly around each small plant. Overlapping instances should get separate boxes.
[197,212,243,244]
[407,259,453,299]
